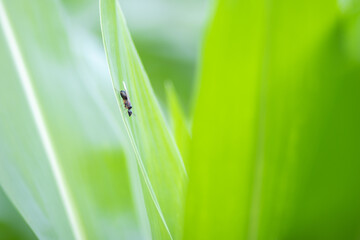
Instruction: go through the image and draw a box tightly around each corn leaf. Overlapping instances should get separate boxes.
[0,187,36,239]
[165,82,191,167]
[184,0,360,239]
[0,0,146,239]
[100,0,187,239]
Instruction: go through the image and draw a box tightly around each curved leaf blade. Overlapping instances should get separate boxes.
[184,0,360,239]
[100,0,187,239]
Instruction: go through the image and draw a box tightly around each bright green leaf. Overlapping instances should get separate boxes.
[165,82,191,167]
[184,0,360,239]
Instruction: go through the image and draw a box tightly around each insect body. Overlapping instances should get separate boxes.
[119,90,133,117]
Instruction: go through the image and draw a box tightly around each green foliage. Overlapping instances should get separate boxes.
[184,0,360,239]
[165,82,191,168]
[0,188,36,240]
[0,0,143,239]
[1,0,360,239]
[100,0,187,239]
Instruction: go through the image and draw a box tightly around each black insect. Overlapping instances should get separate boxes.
[119,90,133,117]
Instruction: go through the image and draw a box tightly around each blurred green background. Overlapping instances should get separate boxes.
[0,188,36,240]
[0,0,207,239]
[1,0,360,239]
[61,0,209,112]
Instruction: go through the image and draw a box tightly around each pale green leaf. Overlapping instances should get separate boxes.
[100,0,187,239]
[0,187,36,240]
[0,0,146,239]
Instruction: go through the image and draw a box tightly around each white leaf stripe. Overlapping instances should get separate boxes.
[0,2,85,239]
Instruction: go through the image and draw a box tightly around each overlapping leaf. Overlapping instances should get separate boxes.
[100,0,187,239]
[184,0,360,239]
[0,0,146,239]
